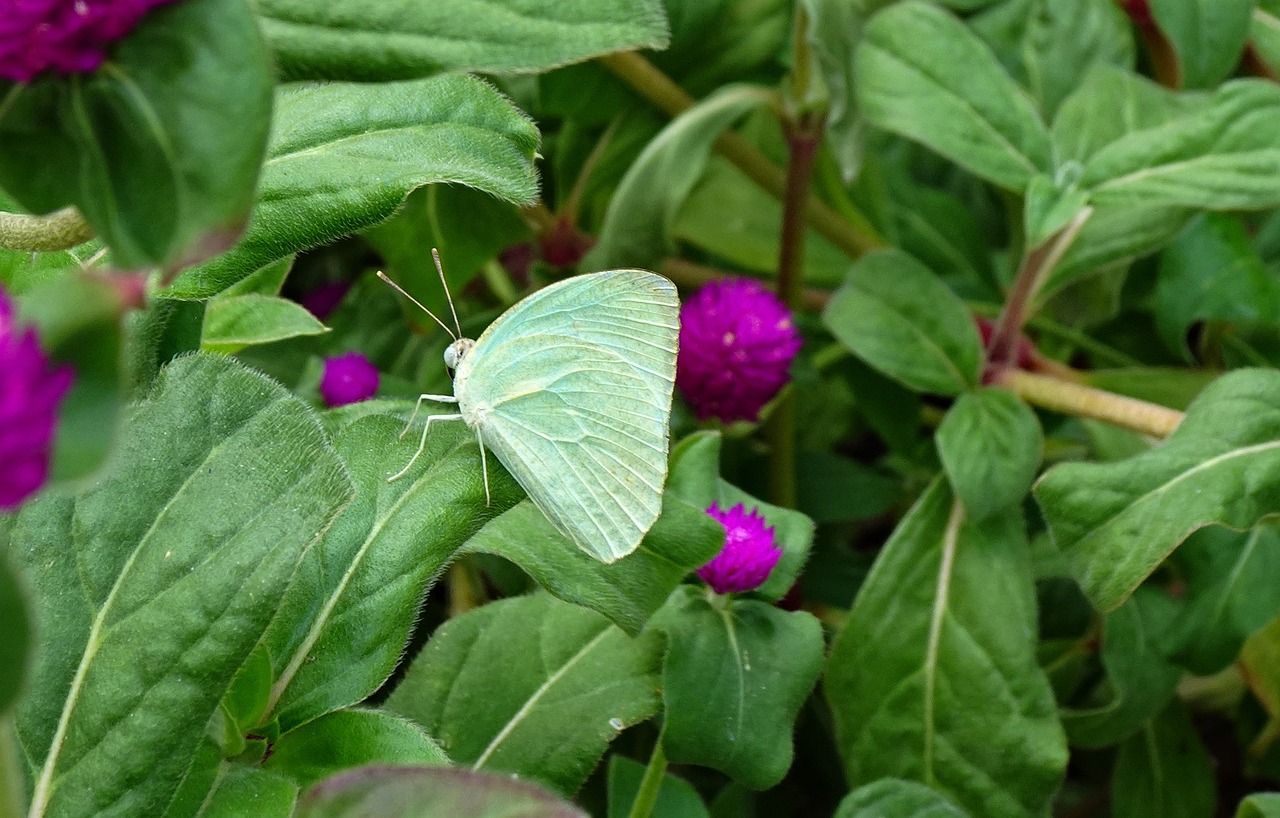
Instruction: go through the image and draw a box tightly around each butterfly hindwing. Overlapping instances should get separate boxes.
[453,270,679,562]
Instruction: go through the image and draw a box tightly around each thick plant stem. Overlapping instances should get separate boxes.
[0,207,93,252]
[987,207,1093,370]
[597,51,883,259]
[996,369,1184,439]
[626,736,669,818]
[767,114,822,509]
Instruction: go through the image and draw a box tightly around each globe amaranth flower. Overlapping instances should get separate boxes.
[0,288,74,511]
[676,278,802,422]
[0,0,182,84]
[300,280,351,322]
[320,352,379,407]
[697,502,783,595]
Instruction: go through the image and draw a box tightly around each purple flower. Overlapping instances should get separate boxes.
[676,278,802,422]
[0,288,74,511]
[697,502,783,595]
[300,280,351,321]
[0,0,181,84]
[320,352,379,407]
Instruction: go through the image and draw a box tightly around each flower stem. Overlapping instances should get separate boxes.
[626,734,669,818]
[0,207,93,252]
[987,207,1092,371]
[596,51,883,259]
[995,369,1184,438]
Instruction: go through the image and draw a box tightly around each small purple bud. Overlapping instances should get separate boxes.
[0,287,74,511]
[0,0,183,83]
[697,502,783,595]
[320,352,379,407]
[300,280,351,321]
[676,278,802,423]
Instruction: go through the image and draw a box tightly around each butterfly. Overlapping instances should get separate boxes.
[380,253,679,563]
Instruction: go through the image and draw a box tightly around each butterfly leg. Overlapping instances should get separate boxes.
[388,412,464,482]
[399,393,458,440]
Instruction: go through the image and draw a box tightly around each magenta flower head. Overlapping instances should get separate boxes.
[0,288,74,511]
[300,280,351,321]
[320,352,379,407]
[676,278,802,422]
[0,0,181,84]
[697,502,784,595]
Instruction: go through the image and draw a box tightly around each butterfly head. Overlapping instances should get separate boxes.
[444,337,476,372]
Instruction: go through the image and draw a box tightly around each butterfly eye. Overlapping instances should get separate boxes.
[443,338,474,371]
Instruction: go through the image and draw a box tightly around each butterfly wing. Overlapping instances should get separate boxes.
[454,270,679,562]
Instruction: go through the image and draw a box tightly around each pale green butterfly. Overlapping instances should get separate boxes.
[379,253,679,563]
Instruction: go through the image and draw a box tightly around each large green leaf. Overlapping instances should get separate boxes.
[1034,369,1280,611]
[1081,81,1280,212]
[167,75,540,298]
[1050,65,1199,166]
[1111,701,1215,818]
[1150,0,1254,89]
[1154,214,1280,359]
[258,0,670,81]
[194,766,297,818]
[265,710,449,789]
[856,1,1052,191]
[201,294,329,354]
[264,414,522,733]
[971,0,1133,119]
[295,766,588,818]
[822,249,983,395]
[653,587,824,790]
[825,480,1066,818]
[834,779,969,818]
[5,354,352,818]
[0,0,271,268]
[384,592,662,795]
[464,495,723,636]
[935,388,1042,520]
[583,85,772,272]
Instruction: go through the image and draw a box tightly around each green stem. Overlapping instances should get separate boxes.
[0,207,93,252]
[481,259,519,307]
[995,369,1184,438]
[626,735,669,818]
[596,51,884,260]
[0,716,24,818]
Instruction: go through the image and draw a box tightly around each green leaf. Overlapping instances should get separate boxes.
[1034,368,1280,611]
[936,388,1042,520]
[825,479,1066,818]
[196,766,297,818]
[795,451,898,525]
[1051,65,1199,166]
[201,294,329,354]
[1154,214,1280,359]
[0,0,272,268]
[265,710,448,789]
[834,779,969,818]
[295,766,588,818]
[167,75,540,298]
[264,414,523,733]
[1044,203,1194,300]
[1151,0,1254,89]
[654,588,824,790]
[971,0,1133,119]
[15,274,123,483]
[464,495,723,635]
[384,592,662,795]
[856,1,1052,191]
[606,756,709,818]
[6,354,352,818]
[1112,701,1215,818]
[0,556,30,716]
[583,85,772,272]
[1161,524,1280,675]
[1239,793,1280,818]
[822,249,983,395]
[1081,81,1280,212]
[257,0,670,81]
[1061,589,1181,747]
[1023,174,1090,250]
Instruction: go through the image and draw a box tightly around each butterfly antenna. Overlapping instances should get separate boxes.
[376,270,457,340]
[432,248,464,339]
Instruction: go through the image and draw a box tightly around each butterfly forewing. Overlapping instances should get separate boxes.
[453,270,679,562]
